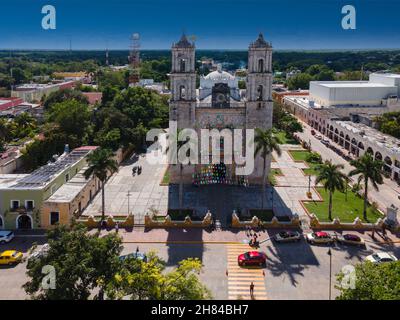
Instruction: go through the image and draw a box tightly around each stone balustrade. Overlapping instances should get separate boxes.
[77,213,135,228]
[145,210,213,228]
[308,213,384,231]
[231,212,301,228]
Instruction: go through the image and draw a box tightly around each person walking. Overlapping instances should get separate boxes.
[250,282,255,299]
[115,222,119,233]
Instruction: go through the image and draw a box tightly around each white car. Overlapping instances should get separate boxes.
[306,231,335,244]
[315,134,322,140]
[0,231,15,244]
[28,243,50,262]
[365,252,398,264]
[274,231,302,243]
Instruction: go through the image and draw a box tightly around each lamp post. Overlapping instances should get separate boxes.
[308,175,311,193]
[327,248,332,300]
[127,191,131,215]
[271,188,274,209]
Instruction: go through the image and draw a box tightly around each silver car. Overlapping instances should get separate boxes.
[274,231,302,243]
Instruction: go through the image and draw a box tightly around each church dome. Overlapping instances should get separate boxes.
[204,69,235,82]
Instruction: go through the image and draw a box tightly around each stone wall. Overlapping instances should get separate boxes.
[145,211,213,228]
[231,212,301,228]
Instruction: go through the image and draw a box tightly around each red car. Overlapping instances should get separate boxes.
[237,251,267,267]
[311,129,316,135]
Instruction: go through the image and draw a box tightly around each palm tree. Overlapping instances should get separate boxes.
[349,153,383,221]
[166,130,189,211]
[84,148,118,222]
[254,128,281,208]
[315,161,347,221]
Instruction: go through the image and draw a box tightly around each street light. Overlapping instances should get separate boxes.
[127,191,131,215]
[308,175,312,193]
[327,248,332,300]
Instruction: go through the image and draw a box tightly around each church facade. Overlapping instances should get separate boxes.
[168,34,273,185]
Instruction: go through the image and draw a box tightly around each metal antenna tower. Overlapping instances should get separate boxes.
[129,32,141,86]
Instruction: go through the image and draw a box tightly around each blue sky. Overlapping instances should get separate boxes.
[1,0,399,50]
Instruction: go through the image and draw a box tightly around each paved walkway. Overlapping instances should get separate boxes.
[271,145,321,221]
[84,152,169,224]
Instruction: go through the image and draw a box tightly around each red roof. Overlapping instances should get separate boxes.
[82,92,102,105]
[0,97,24,111]
[73,146,99,151]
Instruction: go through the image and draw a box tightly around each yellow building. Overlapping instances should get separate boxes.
[41,166,101,228]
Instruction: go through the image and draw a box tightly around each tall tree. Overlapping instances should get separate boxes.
[315,161,347,221]
[349,153,383,221]
[166,130,190,211]
[254,128,281,208]
[336,260,400,300]
[24,224,123,300]
[106,254,212,300]
[84,148,118,222]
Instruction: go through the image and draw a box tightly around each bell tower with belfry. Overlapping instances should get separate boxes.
[246,33,274,182]
[246,33,273,128]
[169,34,196,130]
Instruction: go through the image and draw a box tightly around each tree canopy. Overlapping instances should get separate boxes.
[336,261,400,300]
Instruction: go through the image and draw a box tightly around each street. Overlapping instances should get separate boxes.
[1,231,399,300]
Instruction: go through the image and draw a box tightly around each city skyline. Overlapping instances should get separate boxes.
[1,0,400,50]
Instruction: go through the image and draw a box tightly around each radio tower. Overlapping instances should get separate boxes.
[129,33,141,87]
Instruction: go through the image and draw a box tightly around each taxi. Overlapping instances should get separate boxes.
[0,250,23,266]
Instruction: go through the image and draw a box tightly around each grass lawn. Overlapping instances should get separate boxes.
[304,187,382,223]
[161,169,170,184]
[289,150,320,176]
[273,130,299,145]
[268,168,282,186]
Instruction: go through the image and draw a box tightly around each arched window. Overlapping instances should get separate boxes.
[258,59,264,72]
[180,59,186,72]
[257,85,263,101]
[179,85,186,100]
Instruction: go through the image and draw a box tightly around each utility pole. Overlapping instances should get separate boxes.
[327,248,332,300]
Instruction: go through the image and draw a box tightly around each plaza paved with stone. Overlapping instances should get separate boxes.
[84,152,169,224]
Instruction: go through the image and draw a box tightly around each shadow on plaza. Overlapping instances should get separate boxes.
[162,183,317,268]
[262,230,321,287]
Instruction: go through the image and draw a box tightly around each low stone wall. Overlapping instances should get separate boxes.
[309,213,384,231]
[231,212,301,228]
[145,211,213,228]
[77,213,134,228]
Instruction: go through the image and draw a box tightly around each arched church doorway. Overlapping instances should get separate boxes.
[16,214,32,229]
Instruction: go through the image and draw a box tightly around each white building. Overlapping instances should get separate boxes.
[309,73,400,108]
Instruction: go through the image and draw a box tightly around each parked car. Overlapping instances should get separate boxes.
[306,231,334,244]
[274,231,302,243]
[321,139,330,146]
[0,231,14,244]
[0,250,23,266]
[237,251,267,267]
[315,134,322,140]
[365,252,398,264]
[336,234,365,247]
[311,129,316,135]
[119,252,147,262]
[28,244,50,262]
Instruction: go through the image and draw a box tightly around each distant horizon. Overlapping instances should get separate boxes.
[1,0,400,51]
[2,48,400,52]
